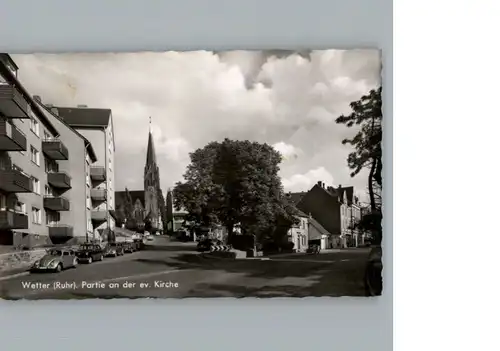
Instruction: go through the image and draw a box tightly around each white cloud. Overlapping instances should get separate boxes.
[282,167,335,192]
[12,50,381,197]
[272,141,302,161]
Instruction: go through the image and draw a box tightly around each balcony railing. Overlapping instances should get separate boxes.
[0,84,30,119]
[90,189,107,201]
[91,210,108,222]
[43,196,70,211]
[42,138,69,160]
[47,171,72,189]
[0,210,29,229]
[0,119,27,151]
[0,167,32,193]
[90,166,106,181]
[48,224,74,238]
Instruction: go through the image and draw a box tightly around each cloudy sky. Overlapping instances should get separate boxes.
[12,50,380,201]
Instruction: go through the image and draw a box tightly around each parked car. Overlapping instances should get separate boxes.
[364,245,383,296]
[197,239,213,252]
[307,244,321,254]
[123,242,135,253]
[76,243,104,263]
[31,249,78,273]
[133,239,145,251]
[104,242,124,257]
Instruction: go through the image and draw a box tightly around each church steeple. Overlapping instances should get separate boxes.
[146,117,157,167]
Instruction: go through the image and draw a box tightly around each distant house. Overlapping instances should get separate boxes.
[286,210,310,252]
[308,216,331,250]
[295,181,363,248]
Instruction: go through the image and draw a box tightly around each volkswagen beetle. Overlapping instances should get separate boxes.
[31,249,78,273]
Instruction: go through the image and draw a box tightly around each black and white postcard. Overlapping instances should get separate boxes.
[0,50,382,299]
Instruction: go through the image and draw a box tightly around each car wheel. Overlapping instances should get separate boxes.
[88,257,93,264]
[55,263,62,272]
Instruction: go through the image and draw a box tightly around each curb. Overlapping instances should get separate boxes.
[0,271,30,282]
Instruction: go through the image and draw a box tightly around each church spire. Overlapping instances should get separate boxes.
[146,117,157,167]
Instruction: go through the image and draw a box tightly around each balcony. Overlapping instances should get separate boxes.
[43,196,70,211]
[0,167,32,193]
[42,139,69,160]
[48,224,74,238]
[0,84,30,119]
[0,210,29,229]
[91,210,108,222]
[90,189,107,201]
[0,119,27,151]
[47,171,72,189]
[90,166,106,181]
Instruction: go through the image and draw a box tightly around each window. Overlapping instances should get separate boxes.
[46,210,59,225]
[31,177,40,194]
[32,207,41,224]
[45,158,58,172]
[45,185,53,196]
[15,201,25,214]
[30,146,40,166]
[30,117,40,136]
[43,130,51,140]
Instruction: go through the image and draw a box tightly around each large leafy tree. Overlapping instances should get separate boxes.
[174,138,298,243]
[336,87,382,243]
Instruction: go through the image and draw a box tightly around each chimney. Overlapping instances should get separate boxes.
[77,104,87,108]
[316,181,322,187]
[33,95,41,103]
[338,184,342,189]
[51,107,59,116]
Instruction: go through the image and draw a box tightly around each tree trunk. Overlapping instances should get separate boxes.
[374,156,382,187]
[368,158,377,212]
[226,222,234,244]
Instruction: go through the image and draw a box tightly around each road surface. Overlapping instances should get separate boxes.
[0,236,372,299]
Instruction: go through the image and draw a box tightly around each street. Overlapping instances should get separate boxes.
[0,236,371,299]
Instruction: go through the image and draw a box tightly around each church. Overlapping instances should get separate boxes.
[115,120,164,234]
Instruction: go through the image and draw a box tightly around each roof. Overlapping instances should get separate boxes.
[146,131,157,166]
[35,100,98,163]
[55,107,111,127]
[308,216,331,240]
[115,190,145,209]
[287,192,307,205]
[0,54,59,136]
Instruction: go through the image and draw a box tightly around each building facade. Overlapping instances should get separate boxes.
[54,106,116,242]
[34,98,98,244]
[286,212,309,252]
[0,54,98,248]
[295,181,363,249]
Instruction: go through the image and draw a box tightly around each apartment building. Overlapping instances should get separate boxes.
[0,54,70,248]
[53,106,116,242]
[33,97,98,244]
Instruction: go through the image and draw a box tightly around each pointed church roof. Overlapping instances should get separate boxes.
[146,117,157,166]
